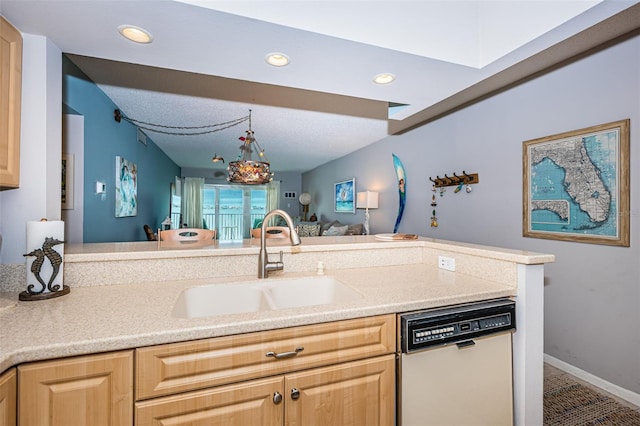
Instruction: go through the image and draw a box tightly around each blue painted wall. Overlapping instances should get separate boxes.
[63,57,180,242]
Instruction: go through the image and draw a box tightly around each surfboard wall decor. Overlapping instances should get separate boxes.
[392,153,406,233]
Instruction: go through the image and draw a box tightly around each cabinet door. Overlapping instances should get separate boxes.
[18,351,133,426]
[0,368,16,426]
[0,16,22,190]
[135,376,284,426]
[285,354,395,426]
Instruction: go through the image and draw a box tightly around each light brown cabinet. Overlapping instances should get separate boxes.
[284,355,395,426]
[135,315,396,425]
[0,16,22,190]
[135,355,395,426]
[6,314,395,425]
[0,368,16,426]
[17,351,134,426]
[135,375,285,425]
[136,314,395,400]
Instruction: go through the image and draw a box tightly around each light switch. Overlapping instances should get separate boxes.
[96,181,106,194]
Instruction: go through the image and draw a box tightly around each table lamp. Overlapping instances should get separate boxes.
[356,191,379,235]
[299,193,311,221]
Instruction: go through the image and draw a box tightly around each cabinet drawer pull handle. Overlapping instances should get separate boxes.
[273,392,283,404]
[291,388,300,400]
[266,346,304,359]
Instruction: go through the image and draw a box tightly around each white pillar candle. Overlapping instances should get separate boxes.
[25,220,65,294]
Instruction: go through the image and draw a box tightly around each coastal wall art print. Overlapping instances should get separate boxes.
[334,178,355,213]
[115,155,138,218]
[523,119,629,246]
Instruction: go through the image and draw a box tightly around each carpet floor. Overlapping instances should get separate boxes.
[544,374,640,425]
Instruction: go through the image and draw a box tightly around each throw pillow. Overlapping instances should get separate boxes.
[323,224,349,236]
[345,224,364,235]
[319,220,340,235]
[297,223,321,237]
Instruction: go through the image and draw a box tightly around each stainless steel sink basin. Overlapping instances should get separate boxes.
[172,276,362,319]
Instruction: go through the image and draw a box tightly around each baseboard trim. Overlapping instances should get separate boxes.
[544,354,640,407]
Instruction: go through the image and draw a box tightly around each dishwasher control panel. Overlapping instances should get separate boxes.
[400,298,515,353]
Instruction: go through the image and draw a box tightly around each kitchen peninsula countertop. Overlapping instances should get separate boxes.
[63,235,552,264]
[0,237,553,372]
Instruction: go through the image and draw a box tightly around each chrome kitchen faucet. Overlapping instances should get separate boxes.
[258,209,302,278]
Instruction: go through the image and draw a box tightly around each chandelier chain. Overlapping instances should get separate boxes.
[120,113,249,136]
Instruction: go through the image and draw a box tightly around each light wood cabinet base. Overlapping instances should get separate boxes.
[136,314,395,400]
[135,355,395,426]
[0,368,16,426]
[0,16,22,190]
[285,354,395,426]
[18,351,133,426]
[136,376,284,426]
[9,314,395,425]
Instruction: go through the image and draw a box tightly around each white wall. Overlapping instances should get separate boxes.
[0,34,62,264]
[304,34,640,393]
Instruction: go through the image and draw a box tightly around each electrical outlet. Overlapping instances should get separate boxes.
[438,256,456,272]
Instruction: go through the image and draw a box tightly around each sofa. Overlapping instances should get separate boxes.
[296,220,364,237]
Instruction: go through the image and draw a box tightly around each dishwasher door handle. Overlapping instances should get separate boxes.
[456,340,476,349]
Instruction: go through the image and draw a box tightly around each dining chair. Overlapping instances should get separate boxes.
[143,224,157,241]
[250,226,291,239]
[158,228,216,246]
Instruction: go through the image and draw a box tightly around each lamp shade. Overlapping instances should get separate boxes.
[299,192,311,206]
[357,191,378,209]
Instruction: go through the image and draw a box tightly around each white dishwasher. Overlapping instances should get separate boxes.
[398,298,516,426]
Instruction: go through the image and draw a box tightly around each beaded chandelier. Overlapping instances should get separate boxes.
[227,110,273,185]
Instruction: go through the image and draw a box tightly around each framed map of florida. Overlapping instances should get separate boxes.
[523,119,629,246]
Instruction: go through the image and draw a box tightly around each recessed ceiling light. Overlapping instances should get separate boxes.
[374,73,395,85]
[118,25,153,44]
[265,52,290,67]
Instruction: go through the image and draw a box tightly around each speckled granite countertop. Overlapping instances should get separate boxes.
[0,262,515,372]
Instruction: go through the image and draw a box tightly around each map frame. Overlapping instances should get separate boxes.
[523,119,630,247]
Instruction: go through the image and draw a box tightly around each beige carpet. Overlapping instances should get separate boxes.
[544,374,640,425]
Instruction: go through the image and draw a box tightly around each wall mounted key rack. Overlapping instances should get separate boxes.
[429,171,479,188]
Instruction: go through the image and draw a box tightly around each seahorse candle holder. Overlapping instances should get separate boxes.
[20,219,70,301]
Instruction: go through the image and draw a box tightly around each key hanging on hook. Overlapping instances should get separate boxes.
[431,184,438,206]
[430,209,438,228]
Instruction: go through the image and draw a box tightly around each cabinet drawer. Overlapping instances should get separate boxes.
[136,314,395,400]
[135,376,284,426]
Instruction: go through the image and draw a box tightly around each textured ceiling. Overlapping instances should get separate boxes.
[2,0,638,172]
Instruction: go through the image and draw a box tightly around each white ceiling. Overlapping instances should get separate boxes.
[2,0,639,173]
[182,0,600,68]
